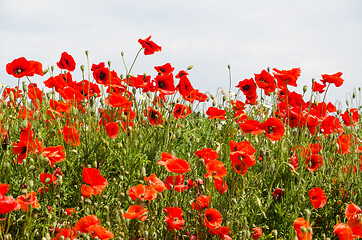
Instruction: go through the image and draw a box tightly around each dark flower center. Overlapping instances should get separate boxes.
[242,85,250,91]
[268,126,276,134]
[15,68,24,75]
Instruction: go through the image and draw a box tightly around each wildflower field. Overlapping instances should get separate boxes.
[1,36,362,240]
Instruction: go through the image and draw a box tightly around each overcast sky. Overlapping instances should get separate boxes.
[1,0,361,109]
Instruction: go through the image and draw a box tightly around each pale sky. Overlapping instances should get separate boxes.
[1,0,361,109]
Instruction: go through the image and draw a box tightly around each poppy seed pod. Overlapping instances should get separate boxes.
[303,85,308,93]
[80,65,85,72]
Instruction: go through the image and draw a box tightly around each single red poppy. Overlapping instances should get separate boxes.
[87,224,114,240]
[164,157,191,174]
[57,52,76,71]
[65,208,76,216]
[62,125,80,146]
[144,174,166,193]
[173,104,192,119]
[306,154,323,172]
[105,122,119,139]
[345,202,361,220]
[42,145,65,167]
[312,81,327,93]
[204,208,223,229]
[333,223,353,240]
[251,227,262,239]
[127,74,150,89]
[206,107,226,120]
[321,115,344,135]
[154,63,174,75]
[272,188,285,200]
[347,218,362,237]
[155,74,176,95]
[6,57,43,78]
[183,89,208,103]
[164,174,191,192]
[127,184,157,201]
[0,184,20,214]
[341,108,359,127]
[123,205,148,221]
[144,107,164,126]
[83,165,108,195]
[321,72,344,87]
[230,151,255,175]
[259,117,285,141]
[209,226,232,240]
[214,177,228,194]
[163,207,185,231]
[74,215,101,233]
[176,75,194,97]
[254,69,276,95]
[195,148,219,165]
[192,195,211,211]
[308,187,327,210]
[293,217,312,240]
[204,160,227,178]
[337,134,352,155]
[58,86,85,102]
[235,78,258,105]
[273,67,301,88]
[138,36,162,55]
[238,119,263,135]
[17,191,39,211]
[229,140,256,155]
[39,173,57,185]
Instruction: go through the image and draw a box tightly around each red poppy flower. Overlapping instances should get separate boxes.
[144,107,164,126]
[176,75,194,97]
[154,63,174,75]
[230,151,255,175]
[321,115,344,135]
[53,227,76,240]
[345,202,361,220]
[72,80,101,99]
[156,152,178,165]
[259,117,285,141]
[49,99,71,114]
[251,227,262,239]
[312,81,327,93]
[126,74,150,89]
[182,89,207,103]
[87,224,114,240]
[105,122,119,139]
[254,70,276,95]
[229,140,256,155]
[82,165,108,195]
[272,188,285,200]
[127,184,157,201]
[105,92,132,108]
[214,177,228,194]
[273,67,301,88]
[123,205,148,221]
[42,145,65,167]
[12,125,37,164]
[334,223,353,240]
[337,134,352,155]
[57,52,76,71]
[6,57,43,78]
[173,104,192,119]
[195,148,219,165]
[209,226,232,240]
[164,174,191,192]
[308,187,327,210]
[341,108,359,127]
[347,218,362,237]
[0,184,20,214]
[138,36,162,55]
[155,74,176,95]
[17,191,39,211]
[204,160,227,178]
[238,119,263,135]
[306,154,323,172]
[293,217,312,240]
[39,173,56,185]
[65,208,76,216]
[164,157,191,174]
[74,215,101,233]
[144,174,166,193]
[289,152,299,171]
[204,208,223,229]
[163,207,185,231]
[192,195,211,211]
[44,75,67,92]
[235,78,257,105]
[206,107,226,120]
[62,125,80,146]
[321,72,344,87]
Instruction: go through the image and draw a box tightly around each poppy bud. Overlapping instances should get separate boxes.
[346,100,349,107]
[121,52,124,57]
[93,161,98,168]
[43,69,48,75]
[80,65,85,72]
[353,90,356,99]
[29,165,35,171]
[303,85,308,93]
[9,91,15,102]
[21,119,28,129]
[212,100,216,107]
[187,64,194,70]
[228,64,231,70]
[314,99,318,106]
[305,209,311,217]
[300,226,307,233]
[51,65,54,72]
[255,197,261,207]
[223,95,227,102]
[58,176,63,186]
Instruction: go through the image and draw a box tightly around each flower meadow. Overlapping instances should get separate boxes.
[1,36,362,240]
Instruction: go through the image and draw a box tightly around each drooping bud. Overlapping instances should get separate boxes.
[187,64,194,70]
